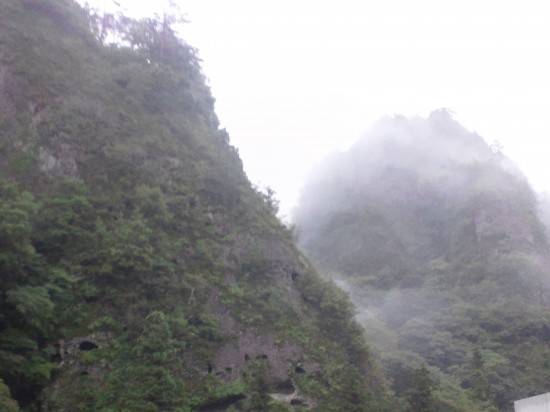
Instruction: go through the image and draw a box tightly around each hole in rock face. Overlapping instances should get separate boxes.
[79,341,98,351]
[256,354,268,360]
[274,380,295,395]
[244,354,250,362]
[295,365,306,374]
[188,316,204,327]
[198,393,246,411]
[291,271,299,281]
[207,363,213,373]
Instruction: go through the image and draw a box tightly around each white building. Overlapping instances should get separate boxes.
[514,392,550,412]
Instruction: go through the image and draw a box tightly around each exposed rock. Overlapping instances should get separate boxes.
[38,145,78,178]
[269,378,315,410]
[213,328,302,382]
[55,333,111,365]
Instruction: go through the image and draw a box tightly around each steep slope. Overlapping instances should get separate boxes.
[0,1,394,410]
[294,111,550,411]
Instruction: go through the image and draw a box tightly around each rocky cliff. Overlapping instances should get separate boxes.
[0,1,393,410]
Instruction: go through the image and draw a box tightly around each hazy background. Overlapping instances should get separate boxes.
[81,0,550,218]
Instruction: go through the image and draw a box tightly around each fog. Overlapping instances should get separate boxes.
[294,109,532,240]
[293,110,550,406]
[81,0,550,220]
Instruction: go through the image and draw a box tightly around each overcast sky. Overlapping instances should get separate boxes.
[82,0,550,219]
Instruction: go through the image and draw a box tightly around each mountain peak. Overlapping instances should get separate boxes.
[295,112,550,411]
[0,1,394,410]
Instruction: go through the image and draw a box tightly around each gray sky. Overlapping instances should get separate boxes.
[82,0,550,219]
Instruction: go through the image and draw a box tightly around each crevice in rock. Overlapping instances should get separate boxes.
[274,380,295,395]
[198,394,246,411]
[291,398,307,406]
[79,341,98,351]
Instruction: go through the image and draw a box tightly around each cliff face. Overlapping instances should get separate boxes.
[0,1,393,411]
[294,111,550,411]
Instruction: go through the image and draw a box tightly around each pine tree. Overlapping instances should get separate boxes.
[406,365,435,412]
[469,348,491,402]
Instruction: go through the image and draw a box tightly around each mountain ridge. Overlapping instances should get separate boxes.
[294,110,550,411]
[0,1,393,410]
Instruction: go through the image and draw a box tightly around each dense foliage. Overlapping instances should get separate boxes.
[0,0,396,410]
[294,111,550,411]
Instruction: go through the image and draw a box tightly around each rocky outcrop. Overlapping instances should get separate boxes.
[38,145,78,178]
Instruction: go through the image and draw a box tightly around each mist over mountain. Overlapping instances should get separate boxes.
[0,1,396,410]
[294,110,550,411]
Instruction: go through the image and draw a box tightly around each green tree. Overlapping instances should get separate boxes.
[0,379,19,412]
[97,311,186,411]
[241,358,273,411]
[32,179,96,265]
[469,348,491,402]
[0,180,61,399]
[407,365,435,412]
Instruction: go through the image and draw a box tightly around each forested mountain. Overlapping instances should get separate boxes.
[294,110,550,411]
[0,1,395,410]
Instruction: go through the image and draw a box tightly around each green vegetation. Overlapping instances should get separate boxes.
[0,0,396,410]
[294,112,550,411]
[0,378,20,411]
[406,365,435,412]
[7,1,545,410]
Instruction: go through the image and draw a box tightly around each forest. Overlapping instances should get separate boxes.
[294,111,550,411]
[0,0,394,410]
[0,1,548,411]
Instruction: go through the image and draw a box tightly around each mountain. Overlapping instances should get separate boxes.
[0,1,395,410]
[294,110,550,411]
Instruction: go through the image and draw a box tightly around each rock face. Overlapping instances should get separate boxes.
[0,1,393,411]
[213,328,303,382]
[294,111,550,411]
[38,145,78,177]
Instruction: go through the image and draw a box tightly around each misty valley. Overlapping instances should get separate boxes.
[1,1,549,412]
